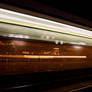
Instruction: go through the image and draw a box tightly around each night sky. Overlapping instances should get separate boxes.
[0,0,92,27]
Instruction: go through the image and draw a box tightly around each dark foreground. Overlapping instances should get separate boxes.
[74,86,92,92]
[0,68,92,92]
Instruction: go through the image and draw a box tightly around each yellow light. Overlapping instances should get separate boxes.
[0,55,87,59]
[0,8,92,39]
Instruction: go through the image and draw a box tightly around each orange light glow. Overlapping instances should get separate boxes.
[13,40,26,46]
[22,51,30,54]
[0,55,87,59]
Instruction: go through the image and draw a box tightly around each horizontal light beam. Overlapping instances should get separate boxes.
[0,55,87,59]
[0,8,92,39]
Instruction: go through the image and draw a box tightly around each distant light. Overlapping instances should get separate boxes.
[70,42,86,45]
[13,40,26,46]
[55,40,59,44]
[73,46,82,49]
[40,35,50,40]
[23,35,29,39]
[53,48,59,49]
[51,36,55,40]
[70,42,79,45]
[9,34,14,37]
[8,34,29,39]
[60,41,64,45]
[79,42,86,45]
[46,36,50,39]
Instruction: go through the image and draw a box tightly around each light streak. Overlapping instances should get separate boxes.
[0,8,92,39]
[0,55,87,59]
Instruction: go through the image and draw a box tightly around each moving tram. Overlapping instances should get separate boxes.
[0,6,92,76]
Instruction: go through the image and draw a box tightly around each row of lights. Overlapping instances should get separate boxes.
[55,40,86,46]
[70,42,86,45]
[40,35,55,40]
[40,35,86,46]
[55,40,64,45]
[8,34,29,39]
[7,34,86,46]
[40,35,64,45]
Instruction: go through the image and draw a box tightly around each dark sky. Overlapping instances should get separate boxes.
[34,0,91,21]
[0,0,92,27]
[0,0,91,20]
